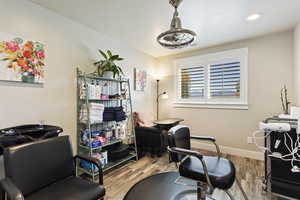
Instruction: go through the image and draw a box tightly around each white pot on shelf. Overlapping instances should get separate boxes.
[103,71,114,79]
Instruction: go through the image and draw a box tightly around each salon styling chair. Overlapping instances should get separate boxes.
[168,125,248,200]
[0,136,105,200]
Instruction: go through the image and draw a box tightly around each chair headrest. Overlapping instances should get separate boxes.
[169,125,189,135]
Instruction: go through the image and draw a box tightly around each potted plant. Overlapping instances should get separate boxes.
[94,50,124,79]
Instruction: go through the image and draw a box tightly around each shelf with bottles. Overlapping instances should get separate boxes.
[78,121,104,126]
[78,74,128,83]
[79,121,134,149]
[79,135,135,151]
[78,118,131,126]
[78,119,123,125]
[77,151,137,176]
[79,98,129,102]
[78,92,129,102]
[79,139,121,150]
[78,76,129,102]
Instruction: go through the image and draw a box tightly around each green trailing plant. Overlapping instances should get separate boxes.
[94,49,124,78]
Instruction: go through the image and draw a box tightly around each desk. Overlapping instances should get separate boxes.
[153,118,184,131]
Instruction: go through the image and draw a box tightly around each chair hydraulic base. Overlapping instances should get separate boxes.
[197,183,215,200]
[174,175,249,200]
[174,176,216,200]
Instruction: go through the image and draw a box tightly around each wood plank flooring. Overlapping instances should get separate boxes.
[103,150,287,200]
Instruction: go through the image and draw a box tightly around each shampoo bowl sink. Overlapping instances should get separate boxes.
[0,124,63,155]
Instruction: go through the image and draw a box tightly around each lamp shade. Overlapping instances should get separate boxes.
[162,93,169,99]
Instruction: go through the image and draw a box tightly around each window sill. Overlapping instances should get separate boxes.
[173,102,249,110]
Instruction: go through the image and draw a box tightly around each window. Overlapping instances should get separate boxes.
[175,48,248,109]
[180,66,205,98]
[209,62,240,97]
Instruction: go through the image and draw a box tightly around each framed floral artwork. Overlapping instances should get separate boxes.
[0,32,45,84]
[134,68,147,91]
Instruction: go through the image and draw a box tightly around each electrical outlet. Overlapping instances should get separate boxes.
[247,137,253,144]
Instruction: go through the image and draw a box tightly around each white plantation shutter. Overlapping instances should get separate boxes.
[180,66,205,98]
[209,62,240,97]
[175,48,248,109]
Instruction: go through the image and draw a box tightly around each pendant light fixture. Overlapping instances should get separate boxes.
[157,0,196,49]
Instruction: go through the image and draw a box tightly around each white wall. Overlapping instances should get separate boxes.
[0,0,296,157]
[156,31,294,152]
[0,0,157,149]
[295,22,300,106]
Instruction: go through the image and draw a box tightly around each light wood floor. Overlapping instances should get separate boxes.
[103,150,283,200]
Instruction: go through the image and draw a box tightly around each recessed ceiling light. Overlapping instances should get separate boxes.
[246,13,262,21]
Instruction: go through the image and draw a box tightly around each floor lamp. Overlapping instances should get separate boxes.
[156,79,168,120]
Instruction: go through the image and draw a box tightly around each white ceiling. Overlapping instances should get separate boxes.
[29,0,300,57]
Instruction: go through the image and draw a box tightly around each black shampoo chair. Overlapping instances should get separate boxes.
[168,125,248,200]
[135,126,168,157]
[0,136,105,200]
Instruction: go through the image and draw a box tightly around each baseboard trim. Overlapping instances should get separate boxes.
[191,140,264,161]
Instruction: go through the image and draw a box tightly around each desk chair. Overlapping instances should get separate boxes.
[168,125,248,200]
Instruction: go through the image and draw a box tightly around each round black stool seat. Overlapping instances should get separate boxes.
[124,172,197,200]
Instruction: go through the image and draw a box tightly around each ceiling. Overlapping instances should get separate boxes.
[29,0,300,57]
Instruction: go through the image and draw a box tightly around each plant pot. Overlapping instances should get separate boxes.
[103,71,114,79]
[21,72,35,83]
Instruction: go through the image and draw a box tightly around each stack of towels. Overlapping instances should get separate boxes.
[80,103,105,124]
[103,107,126,122]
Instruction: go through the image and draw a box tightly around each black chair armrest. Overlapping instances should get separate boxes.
[167,147,213,188]
[191,135,221,157]
[0,178,24,200]
[74,155,103,185]
[190,136,216,142]
[168,147,203,160]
